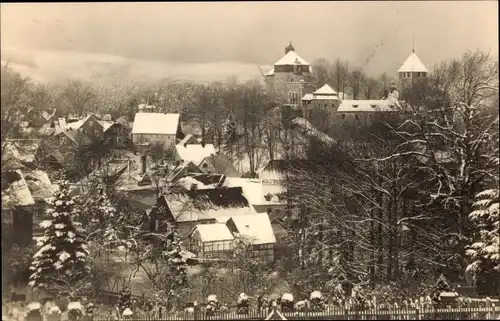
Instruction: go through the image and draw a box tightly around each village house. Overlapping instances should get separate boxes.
[131,112,182,148]
[168,153,240,183]
[147,185,255,240]
[2,148,59,248]
[188,212,276,262]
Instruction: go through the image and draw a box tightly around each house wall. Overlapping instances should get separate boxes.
[268,71,313,105]
[177,219,216,241]
[81,116,103,139]
[132,133,176,148]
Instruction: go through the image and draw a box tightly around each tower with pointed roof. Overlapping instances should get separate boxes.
[265,42,314,106]
[397,49,429,83]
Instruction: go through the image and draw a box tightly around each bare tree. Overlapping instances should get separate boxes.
[311,58,332,88]
[60,80,97,116]
[375,50,499,277]
[332,59,350,98]
[350,68,366,100]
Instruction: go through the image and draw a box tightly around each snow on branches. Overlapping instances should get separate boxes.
[29,181,89,290]
[466,188,500,285]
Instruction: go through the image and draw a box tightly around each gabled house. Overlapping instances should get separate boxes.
[188,224,235,260]
[187,212,277,262]
[198,155,241,177]
[226,213,276,262]
[132,113,182,148]
[1,169,58,247]
[153,186,256,239]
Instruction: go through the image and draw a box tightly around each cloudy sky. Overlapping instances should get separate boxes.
[1,2,498,84]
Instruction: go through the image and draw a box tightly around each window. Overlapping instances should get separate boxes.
[352,104,359,108]
[202,163,208,169]
[341,114,346,120]
[88,120,93,126]
[324,104,327,108]
[354,114,360,121]
[267,208,273,214]
[60,136,66,143]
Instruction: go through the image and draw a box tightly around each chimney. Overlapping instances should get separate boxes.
[128,159,132,179]
[140,155,147,175]
[191,183,198,191]
[201,141,206,148]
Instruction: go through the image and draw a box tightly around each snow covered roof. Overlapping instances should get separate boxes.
[2,170,35,207]
[193,223,234,242]
[265,68,275,76]
[132,113,180,135]
[97,120,114,132]
[398,52,429,73]
[65,115,91,131]
[178,134,200,146]
[24,170,59,201]
[138,104,157,110]
[314,84,337,95]
[337,100,398,112]
[274,50,310,66]
[223,177,275,205]
[175,143,216,166]
[301,93,313,101]
[230,213,276,245]
[201,154,241,177]
[3,140,40,165]
[290,117,337,145]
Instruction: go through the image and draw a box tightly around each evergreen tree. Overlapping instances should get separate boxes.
[29,181,88,290]
[165,229,188,288]
[466,188,500,295]
[117,286,132,314]
[222,111,237,157]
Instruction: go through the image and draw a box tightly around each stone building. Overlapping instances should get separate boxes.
[265,42,315,106]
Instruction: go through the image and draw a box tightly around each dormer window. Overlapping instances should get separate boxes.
[264,193,273,202]
[352,104,359,108]
[370,104,377,108]
[389,104,395,108]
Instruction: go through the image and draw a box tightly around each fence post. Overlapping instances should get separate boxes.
[415,308,419,321]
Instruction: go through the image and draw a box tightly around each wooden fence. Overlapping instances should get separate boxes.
[91,306,500,320]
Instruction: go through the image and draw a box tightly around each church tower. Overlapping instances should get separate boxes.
[265,42,314,106]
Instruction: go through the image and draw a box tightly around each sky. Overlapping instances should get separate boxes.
[1,1,498,84]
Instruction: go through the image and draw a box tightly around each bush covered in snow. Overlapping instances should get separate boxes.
[280,293,294,312]
[205,294,219,316]
[309,290,326,311]
[117,286,132,315]
[236,293,249,315]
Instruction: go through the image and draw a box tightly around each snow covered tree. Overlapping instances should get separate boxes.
[222,111,237,157]
[117,286,132,314]
[29,181,89,294]
[466,187,500,295]
[131,227,188,310]
[431,274,451,303]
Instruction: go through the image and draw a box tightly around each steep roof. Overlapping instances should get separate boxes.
[398,52,429,73]
[229,213,276,245]
[56,130,91,145]
[132,113,180,135]
[274,50,310,66]
[193,224,234,242]
[314,84,337,95]
[337,100,399,112]
[202,154,241,177]
[175,143,216,165]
